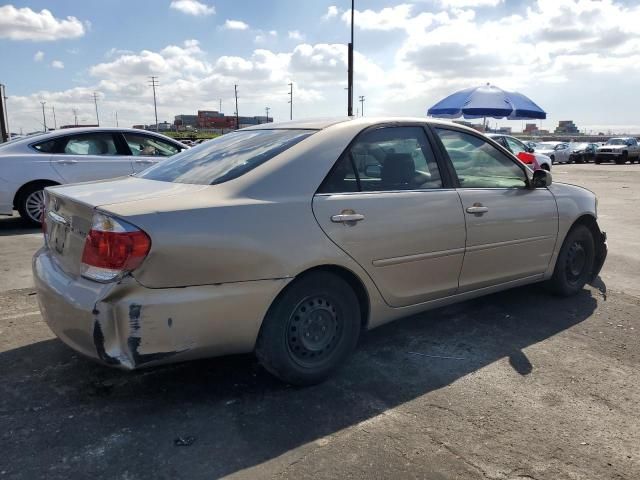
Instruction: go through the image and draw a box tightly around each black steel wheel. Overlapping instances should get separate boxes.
[256,271,361,385]
[547,225,595,296]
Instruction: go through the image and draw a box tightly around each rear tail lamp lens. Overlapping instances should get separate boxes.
[81,213,151,282]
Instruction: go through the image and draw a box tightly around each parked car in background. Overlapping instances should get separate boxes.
[487,134,552,171]
[534,142,571,164]
[595,138,640,164]
[569,143,599,163]
[34,117,607,385]
[0,127,187,225]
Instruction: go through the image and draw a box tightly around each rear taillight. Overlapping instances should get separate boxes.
[81,213,151,282]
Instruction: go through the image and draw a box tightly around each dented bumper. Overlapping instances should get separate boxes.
[33,247,290,370]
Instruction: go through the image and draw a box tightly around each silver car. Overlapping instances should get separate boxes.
[33,118,607,385]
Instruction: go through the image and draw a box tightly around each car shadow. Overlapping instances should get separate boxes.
[0,285,599,478]
[0,215,39,236]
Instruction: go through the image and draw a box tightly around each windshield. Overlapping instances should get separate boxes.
[606,139,627,145]
[536,143,557,149]
[138,129,314,185]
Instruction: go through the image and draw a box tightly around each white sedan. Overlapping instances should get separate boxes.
[0,127,186,225]
[534,142,571,164]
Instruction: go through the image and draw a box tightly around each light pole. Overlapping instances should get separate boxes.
[149,76,159,131]
[288,82,293,120]
[40,101,47,132]
[234,84,239,129]
[265,106,270,123]
[72,108,78,126]
[92,92,100,126]
[359,95,365,116]
[347,0,354,117]
[52,105,57,129]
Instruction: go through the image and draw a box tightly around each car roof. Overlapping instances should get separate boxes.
[4,127,181,148]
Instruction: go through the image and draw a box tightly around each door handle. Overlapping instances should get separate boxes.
[331,212,365,224]
[466,205,489,214]
[55,159,78,165]
[135,159,154,164]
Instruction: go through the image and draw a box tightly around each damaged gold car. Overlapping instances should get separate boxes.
[33,118,607,385]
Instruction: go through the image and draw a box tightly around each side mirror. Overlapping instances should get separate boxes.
[364,164,382,178]
[532,169,552,188]
[526,147,535,153]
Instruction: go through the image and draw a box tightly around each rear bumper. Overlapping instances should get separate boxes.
[33,247,290,369]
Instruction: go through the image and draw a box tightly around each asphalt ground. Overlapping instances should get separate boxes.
[1,163,639,479]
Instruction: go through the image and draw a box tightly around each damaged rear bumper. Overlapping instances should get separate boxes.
[33,247,290,370]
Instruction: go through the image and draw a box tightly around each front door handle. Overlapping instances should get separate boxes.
[466,204,489,214]
[135,159,155,164]
[331,212,365,224]
[55,159,78,165]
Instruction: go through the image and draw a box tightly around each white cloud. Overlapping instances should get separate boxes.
[0,5,86,41]
[169,0,215,16]
[440,0,503,7]
[341,4,416,31]
[33,51,44,62]
[223,19,249,30]
[323,5,339,20]
[288,30,304,41]
[51,60,64,69]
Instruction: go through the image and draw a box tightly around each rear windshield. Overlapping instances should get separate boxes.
[138,129,314,185]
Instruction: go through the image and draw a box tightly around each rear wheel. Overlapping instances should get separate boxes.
[256,272,361,385]
[16,183,51,227]
[547,225,595,296]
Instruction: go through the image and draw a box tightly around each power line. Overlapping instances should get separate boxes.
[234,84,239,130]
[92,92,100,126]
[288,82,293,120]
[40,100,47,132]
[149,76,159,132]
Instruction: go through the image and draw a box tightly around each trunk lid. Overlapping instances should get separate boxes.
[44,176,208,278]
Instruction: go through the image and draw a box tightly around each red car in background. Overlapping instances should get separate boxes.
[488,134,552,171]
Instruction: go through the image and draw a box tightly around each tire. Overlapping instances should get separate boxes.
[547,225,595,297]
[16,183,50,227]
[594,158,602,164]
[550,155,555,163]
[615,152,628,165]
[256,272,361,385]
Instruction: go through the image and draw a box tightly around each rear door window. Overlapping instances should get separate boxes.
[60,133,118,156]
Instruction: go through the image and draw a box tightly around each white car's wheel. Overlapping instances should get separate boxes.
[17,183,54,227]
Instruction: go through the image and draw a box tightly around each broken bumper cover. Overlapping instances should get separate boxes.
[33,247,290,370]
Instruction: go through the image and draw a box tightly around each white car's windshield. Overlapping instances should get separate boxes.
[607,139,628,145]
[537,143,557,149]
[139,129,314,185]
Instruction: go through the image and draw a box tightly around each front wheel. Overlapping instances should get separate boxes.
[541,164,550,171]
[17,184,47,227]
[256,272,361,385]
[546,225,595,296]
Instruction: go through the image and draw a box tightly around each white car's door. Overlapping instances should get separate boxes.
[50,132,133,183]
[554,143,571,163]
[121,132,183,173]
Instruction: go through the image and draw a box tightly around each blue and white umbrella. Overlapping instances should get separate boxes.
[427,84,546,120]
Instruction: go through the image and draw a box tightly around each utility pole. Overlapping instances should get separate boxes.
[234,84,239,129]
[115,111,119,127]
[219,98,222,113]
[288,82,293,120]
[40,100,47,132]
[347,0,354,117]
[92,92,100,126]
[359,95,365,116]
[265,106,270,123]
[52,105,57,129]
[149,76,159,132]
[0,84,9,142]
[72,108,78,126]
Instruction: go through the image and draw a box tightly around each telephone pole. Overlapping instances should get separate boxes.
[265,106,270,123]
[234,84,239,129]
[72,108,78,126]
[219,98,222,113]
[288,82,293,120]
[0,84,9,142]
[52,105,57,129]
[359,95,365,117]
[92,92,100,126]
[149,76,159,131]
[40,100,47,132]
[115,111,119,127]
[347,0,354,116]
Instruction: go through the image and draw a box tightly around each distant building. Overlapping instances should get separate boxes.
[174,114,198,128]
[496,126,512,134]
[554,120,580,135]
[524,123,540,135]
[198,110,235,129]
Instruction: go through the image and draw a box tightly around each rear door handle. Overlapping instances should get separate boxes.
[55,159,78,165]
[331,213,365,224]
[466,205,489,214]
[135,159,155,164]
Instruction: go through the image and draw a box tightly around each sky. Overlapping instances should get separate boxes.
[2,0,640,134]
